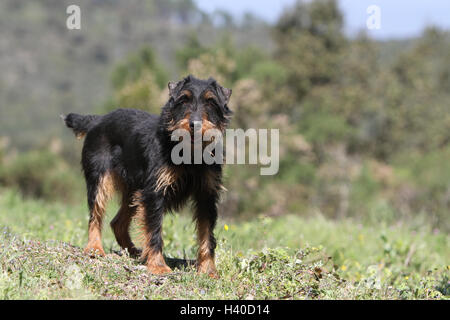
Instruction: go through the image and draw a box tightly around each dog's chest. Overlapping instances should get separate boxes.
[154,166,220,197]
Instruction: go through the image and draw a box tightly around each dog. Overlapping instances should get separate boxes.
[63,75,232,278]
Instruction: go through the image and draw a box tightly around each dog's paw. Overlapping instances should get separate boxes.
[197,268,220,279]
[127,247,142,258]
[147,264,173,275]
[84,244,106,257]
[206,270,220,279]
[197,260,219,279]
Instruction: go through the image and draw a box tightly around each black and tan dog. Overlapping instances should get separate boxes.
[63,75,232,278]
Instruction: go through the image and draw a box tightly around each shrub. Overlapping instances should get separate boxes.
[0,149,84,202]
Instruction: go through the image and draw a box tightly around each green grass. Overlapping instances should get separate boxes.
[0,189,448,299]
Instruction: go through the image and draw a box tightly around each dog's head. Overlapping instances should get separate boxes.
[161,75,232,142]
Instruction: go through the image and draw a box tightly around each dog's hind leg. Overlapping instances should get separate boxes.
[84,172,116,257]
[110,192,141,257]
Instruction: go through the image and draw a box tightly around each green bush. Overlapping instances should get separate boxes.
[0,150,84,202]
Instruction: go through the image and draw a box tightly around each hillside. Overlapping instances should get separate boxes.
[0,190,448,299]
[0,0,271,149]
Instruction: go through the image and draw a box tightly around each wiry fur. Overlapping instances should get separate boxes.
[63,75,232,278]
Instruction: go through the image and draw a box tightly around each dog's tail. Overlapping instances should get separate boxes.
[61,113,101,139]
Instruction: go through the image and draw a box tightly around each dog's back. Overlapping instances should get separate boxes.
[63,108,160,189]
[63,108,158,141]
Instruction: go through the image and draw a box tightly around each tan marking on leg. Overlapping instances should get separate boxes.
[131,191,147,257]
[132,191,172,274]
[111,193,140,257]
[196,219,218,278]
[84,172,118,257]
[146,249,172,275]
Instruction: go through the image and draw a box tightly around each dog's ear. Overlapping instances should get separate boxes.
[208,77,232,105]
[168,80,183,99]
[217,85,232,105]
[168,75,193,99]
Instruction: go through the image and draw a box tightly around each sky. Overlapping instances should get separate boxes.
[195,0,450,40]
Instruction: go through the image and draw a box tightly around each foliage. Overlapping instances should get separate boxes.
[0,146,83,203]
[111,47,168,91]
[1,0,449,232]
[169,0,450,230]
[0,0,270,149]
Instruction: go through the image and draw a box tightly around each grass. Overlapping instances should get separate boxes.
[0,189,448,300]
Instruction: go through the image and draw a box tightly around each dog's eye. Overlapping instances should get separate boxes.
[175,96,189,106]
[207,98,217,106]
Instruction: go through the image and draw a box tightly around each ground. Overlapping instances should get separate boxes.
[0,189,448,299]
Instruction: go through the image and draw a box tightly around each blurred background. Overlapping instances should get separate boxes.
[1,0,450,232]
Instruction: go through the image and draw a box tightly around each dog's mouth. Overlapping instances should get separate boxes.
[190,131,202,145]
[168,125,217,146]
[187,125,203,142]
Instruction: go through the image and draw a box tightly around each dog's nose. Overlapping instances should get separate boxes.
[189,120,201,132]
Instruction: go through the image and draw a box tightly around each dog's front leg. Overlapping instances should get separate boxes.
[194,191,219,278]
[139,195,172,275]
